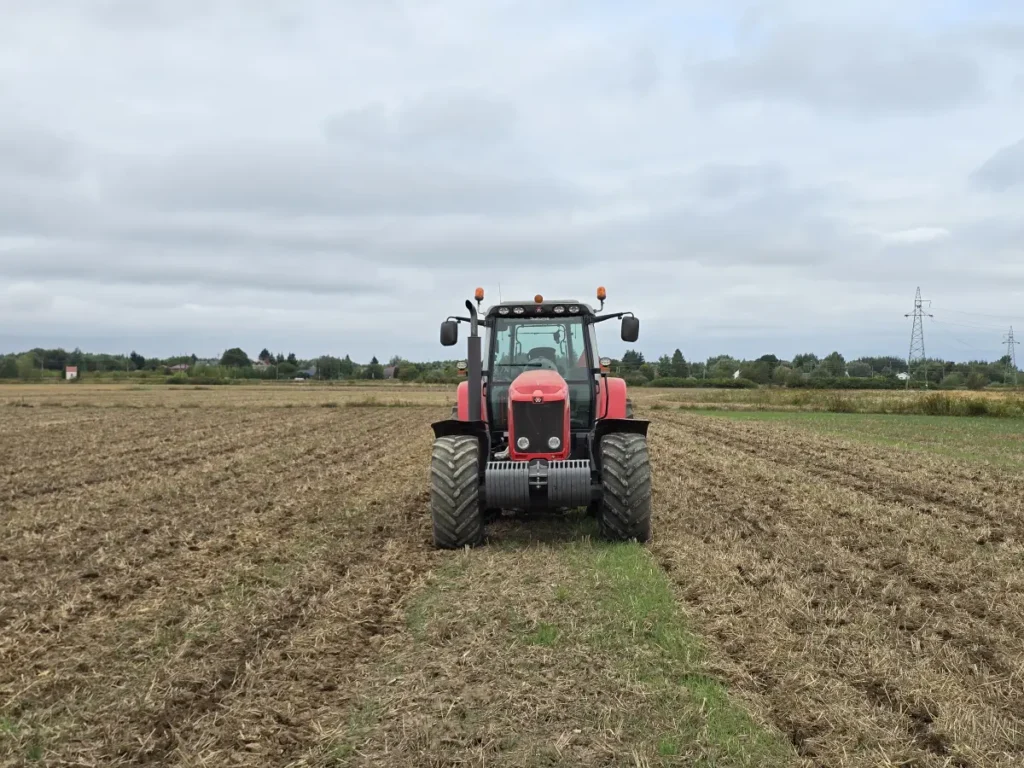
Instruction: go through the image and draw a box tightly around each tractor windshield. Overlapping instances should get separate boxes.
[487,316,595,432]
[490,317,592,381]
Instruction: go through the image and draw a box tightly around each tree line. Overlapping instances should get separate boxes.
[0,346,466,383]
[613,349,1020,389]
[1,345,1018,389]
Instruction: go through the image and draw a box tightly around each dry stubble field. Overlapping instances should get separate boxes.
[2,384,1023,767]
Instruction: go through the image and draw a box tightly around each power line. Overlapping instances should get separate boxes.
[1004,327,1019,386]
[930,306,1024,324]
[930,315,1004,332]
[905,287,932,389]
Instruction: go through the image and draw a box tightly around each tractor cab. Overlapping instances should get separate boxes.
[484,299,603,457]
[430,287,651,549]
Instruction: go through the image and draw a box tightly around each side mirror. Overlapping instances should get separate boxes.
[440,320,458,346]
[620,315,639,342]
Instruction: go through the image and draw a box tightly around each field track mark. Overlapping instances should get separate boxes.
[646,413,1024,767]
[1,407,442,767]
[0,410,403,667]
[657,411,1024,533]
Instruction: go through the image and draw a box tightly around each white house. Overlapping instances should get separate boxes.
[65,366,78,380]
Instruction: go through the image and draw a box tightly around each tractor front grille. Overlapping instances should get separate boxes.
[511,401,564,452]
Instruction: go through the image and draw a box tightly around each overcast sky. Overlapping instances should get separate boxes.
[2,0,1023,363]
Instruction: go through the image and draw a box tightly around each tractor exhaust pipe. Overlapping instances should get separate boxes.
[465,299,482,423]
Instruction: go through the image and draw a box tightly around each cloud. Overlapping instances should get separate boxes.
[101,141,586,217]
[325,91,519,151]
[0,121,82,179]
[692,22,983,115]
[971,137,1024,191]
[1,0,1023,362]
[881,227,951,244]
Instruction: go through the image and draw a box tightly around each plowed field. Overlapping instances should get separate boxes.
[2,386,1022,767]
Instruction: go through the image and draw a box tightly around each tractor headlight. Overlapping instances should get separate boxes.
[547,436,561,450]
[553,305,565,314]
[569,305,580,313]
[516,436,530,450]
[498,306,510,315]
[513,306,525,315]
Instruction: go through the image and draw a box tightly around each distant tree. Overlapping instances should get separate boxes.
[277,361,297,376]
[220,348,251,368]
[657,354,672,375]
[286,352,297,365]
[275,353,284,364]
[785,369,806,387]
[363,357,384,379]
[846,361,872,378]
[809,365,832,380]
[258,348,271,362]
[621,350,645,369]
[821,351,846,378]
[966,372,988,390]
[689,361,706,379]
[941,372,966,389]
[772,365,792,386]
[129,351,146,370]
[398,363,423,381]
[17,353,42,381]
[757,354,780,373]
[711,357,738,379]
[739,361,771,385]
[638,363,656,381]
[317,356,342,380]
[671,349,690,378]
[792,353,819,372]
[339,354,355,378]
[0,356,18,379]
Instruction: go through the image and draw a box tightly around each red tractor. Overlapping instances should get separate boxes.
[429,287,651,548]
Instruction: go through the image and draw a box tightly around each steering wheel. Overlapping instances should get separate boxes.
[527,357,558,372]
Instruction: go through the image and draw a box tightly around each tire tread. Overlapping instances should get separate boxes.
[597,432,652,542]
[430,435,483,548]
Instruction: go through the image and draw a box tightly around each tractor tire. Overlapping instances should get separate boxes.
[597,432,652,542]
[430,435,484,549]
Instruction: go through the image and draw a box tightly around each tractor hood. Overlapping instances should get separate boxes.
[508,369,568,402]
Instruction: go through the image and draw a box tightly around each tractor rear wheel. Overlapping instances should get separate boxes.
[597,432,652,542]
[430,435,484,549]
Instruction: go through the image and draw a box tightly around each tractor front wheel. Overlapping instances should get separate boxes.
[430,435,484,549]
[597,432,652,542]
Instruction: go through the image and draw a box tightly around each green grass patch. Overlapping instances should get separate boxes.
[393,527,795,766]
[569,541,792,765]
[661,387,1024,418]
[325,698,385,765]
[523,621,560,646]
[694,409,1024,469]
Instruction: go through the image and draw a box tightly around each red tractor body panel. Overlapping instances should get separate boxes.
[455,380,487,421]
[507,370,571,461]
[596,375,630,419]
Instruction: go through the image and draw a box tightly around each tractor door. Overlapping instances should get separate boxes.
[564,320,596,431]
